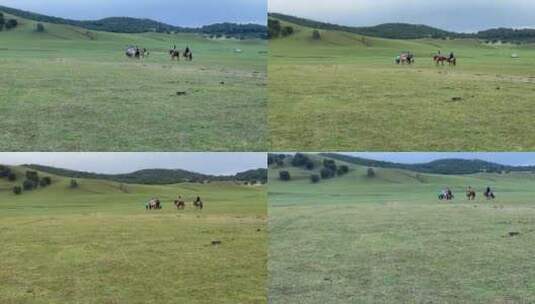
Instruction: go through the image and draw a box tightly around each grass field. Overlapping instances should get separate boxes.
[0,166,267,304]
[268,156,535,303]
[268,20,535,151]
[0,13,267,151]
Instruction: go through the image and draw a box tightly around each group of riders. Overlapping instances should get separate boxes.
[438,186,496,201]
[146,195,204,210]
[395,50,456,66]
[125,45,193,61]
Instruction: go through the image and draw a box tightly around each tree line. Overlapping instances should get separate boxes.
[25,165,267,185]
[0,6,267,38]
[322,153,535,175]
[269,13,535,43]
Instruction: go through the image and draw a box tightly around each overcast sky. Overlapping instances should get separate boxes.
[0,153,266,175]
[269,0,535,32]
[341,153,535,167]
[0,0,266,27]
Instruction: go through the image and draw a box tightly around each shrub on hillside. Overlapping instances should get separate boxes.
[36,23,45,32]
[8,172,17,181]
[291,153,310,167]
[279,171,291,181]
[281,26,294,37]
[0,13,4,31]
[320,168,336,179]
[312,29,321,40]
[0,165,10,177]
[70,179,79,188]
[310,174,320,183]
[23,179,36,191]
[40,177,52,187]
[305,161,315,170]
[26,171,39,183]
[323,159,337,172]
[367,168,376,178]
[268,19,281,39]
[337,165,349,176]
[5,19,18,30]
[13,186,22,195]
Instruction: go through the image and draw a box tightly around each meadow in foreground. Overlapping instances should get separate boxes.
[0,166,267,304]
[269,19,535,151]
[269,154,535,303]
[0,13,267,151]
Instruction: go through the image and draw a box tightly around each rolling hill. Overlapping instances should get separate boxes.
[0,5,266,38]
[269,12,535,43]
[18,164,267,185]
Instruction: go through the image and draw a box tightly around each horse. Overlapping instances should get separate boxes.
[484,190,496,200]
[169,49,180,61]
[174,198,186,209]
[126,46,148,59]
[466,188,476,200]
[147,199,162,210]
[193,197,204,210]
[398,52,414,65]
[434,55,456,66]
[183,47,193,61]
[439,189,454,201]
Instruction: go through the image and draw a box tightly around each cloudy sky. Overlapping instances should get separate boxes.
[342,153,535,166]
[269,0,535,32]
[0,0,266,26]
[0,153,266,175]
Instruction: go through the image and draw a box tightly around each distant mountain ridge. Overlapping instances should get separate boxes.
[24,165,267,185]
[269,12,535,43]
[321,153,535,175]
[0,5,267,38]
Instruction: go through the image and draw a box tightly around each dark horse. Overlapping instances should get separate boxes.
[439,188,454,201]
[484,187,496,200]
[193,196,204,210]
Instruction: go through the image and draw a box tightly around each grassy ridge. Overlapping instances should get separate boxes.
[268,19,535,151]
[0,166,267,303]
[0,14,267,151]
[269,157,535,303]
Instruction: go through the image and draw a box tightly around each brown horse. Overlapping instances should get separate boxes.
[174,199,185,209]
[147,199,161,210]
[434,55,456,66]
[466,188,476,200]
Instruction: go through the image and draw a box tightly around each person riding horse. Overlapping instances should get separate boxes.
[174,195,186,209]
[466,186,476,200]
[193,196,203,209]
[184,46,193,61]
[484,186,496,200]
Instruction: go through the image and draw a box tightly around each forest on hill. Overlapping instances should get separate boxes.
[269,13,535,43]
[0,5,267,39]
[24,165,267,185]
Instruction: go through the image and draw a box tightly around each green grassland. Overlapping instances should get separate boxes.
[0,13,267,151]
[269,20,535,151]
[269,156,535,303]
[0,166,267,304]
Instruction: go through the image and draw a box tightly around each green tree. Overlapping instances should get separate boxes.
[70,179,79,188]
[310,174,320,183]
[367,168,376,178]
[36,23,45,32]
[5,19,18,30]
[13,186,22,195]
[279,171,291,181]
[0,12,4,31]
[312,29,321,40]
